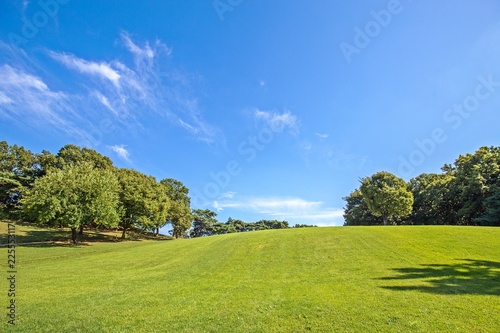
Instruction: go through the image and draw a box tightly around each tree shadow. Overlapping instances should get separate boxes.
[0,224,174,247]
[378,259,500,296]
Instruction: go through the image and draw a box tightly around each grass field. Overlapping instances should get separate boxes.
[1,221,499,332]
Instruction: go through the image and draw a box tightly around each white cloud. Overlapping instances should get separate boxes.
[315,133,329,139]
[9,32,223,146]
[0,64,92,140]
[212,200,223,212]
[215,196,345,226]
[220,191,236,199]
[109,145,130,162]
[121,32,155,60]
[0,91,13,104]
[49,51,121,84]
[254,109,299,133]
[92,91,116,115]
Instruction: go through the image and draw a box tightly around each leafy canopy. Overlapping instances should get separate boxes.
[359,171,413,225]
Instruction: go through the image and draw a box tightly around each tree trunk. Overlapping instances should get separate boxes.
[121,226,127,239]
[71,227,78,245]
[78,224,84,235]
[156,227,159,236]
[383,215,388,226]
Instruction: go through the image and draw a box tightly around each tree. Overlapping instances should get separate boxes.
[21,162,120,244]
[0,141,42,218]
[191,209,218,237]
[474,186,500,226]
[359,171,413,225]
[407,173,458,225]
[55,144,113,170]
[451,146,500,225]
[226,217,248,232]
[343,189,383,226]
[115,168,163,238]
[161,178,192,238]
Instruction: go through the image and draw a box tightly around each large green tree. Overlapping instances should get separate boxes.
[115,168,167,238]
[359,171,413,225]
[407,173,458,225]
[161,178,192,238]
[21,162,120,244]
[55,144,113,170]
[343,189,383,226]
[0,141,42,218]
[450,146,500,225]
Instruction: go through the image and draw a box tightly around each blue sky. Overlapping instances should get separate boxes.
[1,0,500,227]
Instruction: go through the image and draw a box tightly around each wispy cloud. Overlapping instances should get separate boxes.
[254,109,300,134]
[49,51,121,84]
[213,195,344,226]
[0,64,91,140]
[91,91,115,114]
[220,191,237,199]
[0,33,222,147]
[109,144,130,162]
[315,133,329,139]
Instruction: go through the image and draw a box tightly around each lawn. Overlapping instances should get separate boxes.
[1,223,499,332]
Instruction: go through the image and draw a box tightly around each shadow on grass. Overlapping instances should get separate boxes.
[0,222,173,247]
[378,259,500,296]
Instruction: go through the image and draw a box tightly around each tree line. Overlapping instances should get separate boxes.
[0,141,311,243]
[0,141,193,243]
[343,146,500,226]
[190,209,315,238]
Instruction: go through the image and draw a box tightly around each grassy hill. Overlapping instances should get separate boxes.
[2,222,499,332]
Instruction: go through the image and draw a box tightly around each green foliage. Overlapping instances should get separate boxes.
[161,178,192,238]
[115,168,170,238]
[190,214,290,237]
[55,144,113,170]
[191,209,218,237]
[343,189,383,226]
[474,186,500,226]
[451,146,500,225]
[346,146,500,226]
[360,171,413,225]
[0,141,40,218]
[408,173,458,225]
[293,224,318,228]
[21,162,120,243]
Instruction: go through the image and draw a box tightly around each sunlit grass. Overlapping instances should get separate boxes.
[1,225,499,332]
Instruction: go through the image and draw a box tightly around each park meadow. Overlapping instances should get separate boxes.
[1,221,499,332]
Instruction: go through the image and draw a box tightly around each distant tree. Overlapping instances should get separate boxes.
[294,224,317,228]
[226,217,248,232]
[343,189,383,226]
[21,162,120,244]
[191,209,218,237]
[211,222,231,235]
[251,220,289,230]
[359,171,413,225]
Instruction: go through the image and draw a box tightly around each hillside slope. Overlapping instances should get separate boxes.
[3,226,500,332]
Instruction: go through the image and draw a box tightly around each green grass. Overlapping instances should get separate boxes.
[1,223,499,332]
